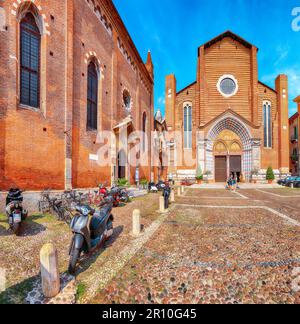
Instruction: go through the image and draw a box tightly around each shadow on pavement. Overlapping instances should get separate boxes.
[75,225,124,276]
[0,274,39,304]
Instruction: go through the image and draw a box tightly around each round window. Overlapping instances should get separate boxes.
[217,75,238,98]
[123,90,131,112]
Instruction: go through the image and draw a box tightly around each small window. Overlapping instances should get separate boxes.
[294,126,298,140]
[20,13,41,108]
[87,62,98,130]
[123,90,131,112]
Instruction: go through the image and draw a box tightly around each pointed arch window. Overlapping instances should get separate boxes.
[263,101,272,148]
[87,61,98,130]
[184,104,192,149]
[20,12,41,108]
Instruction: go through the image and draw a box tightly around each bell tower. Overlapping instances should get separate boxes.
[145,50,154,80]
[276,74,289,174]
[165,74,176,130]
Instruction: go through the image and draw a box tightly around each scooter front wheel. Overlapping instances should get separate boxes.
[68,247,81,275]
[11,223,21,236]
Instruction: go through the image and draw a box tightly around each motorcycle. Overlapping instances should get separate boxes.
[118,187,131,203]
[148,182,158,193]
[68,199,114,274]
[110,184,131,205]
[156,181,166,191]
[6,188,28,236]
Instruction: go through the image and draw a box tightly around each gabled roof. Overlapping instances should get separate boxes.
[201,30,258,51]
[294,95,300,103]
[258,81,277,94]
[176,81,197,95]
[289,112,299,124]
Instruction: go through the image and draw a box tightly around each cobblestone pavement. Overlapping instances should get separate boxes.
[2,188,300,304]
[0,194,160,304]
[92,188,300,304]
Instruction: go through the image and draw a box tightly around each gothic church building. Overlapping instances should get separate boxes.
[166,31,289,182]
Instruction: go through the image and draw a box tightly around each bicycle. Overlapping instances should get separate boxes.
[39,189,73,224]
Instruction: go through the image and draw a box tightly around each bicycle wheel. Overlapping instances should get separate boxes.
[63,209,73,225]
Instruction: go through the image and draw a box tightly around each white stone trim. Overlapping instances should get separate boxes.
[12,0,50,35]
[217,74,239,98]
[122,86,133,113]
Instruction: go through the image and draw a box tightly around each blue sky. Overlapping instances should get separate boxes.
[113,0,300,117]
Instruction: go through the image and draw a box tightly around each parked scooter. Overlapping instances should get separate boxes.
[148,182,158,193]
[68,198,114,274]
[118,187,130,203]
[162,183,171,209]
[97,184,129,207]
[156,180,166,191]
[110,184,131,205]
[6,188,28,236]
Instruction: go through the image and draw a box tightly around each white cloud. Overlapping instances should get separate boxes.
[261,66,300,117]
[261,67,300,99]
[274,45,289,66]
[157,96,165,106]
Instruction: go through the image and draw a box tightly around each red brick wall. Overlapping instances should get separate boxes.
[0,0,153,190]
[1,0,67,190]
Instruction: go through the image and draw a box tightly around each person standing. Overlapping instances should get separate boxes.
[232,173,237,191]
[227,175,233,190]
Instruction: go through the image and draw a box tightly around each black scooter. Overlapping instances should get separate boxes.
[163,185,171,209]
[6,188,28,236]
[68,199,114,274]
[157,181,166,191]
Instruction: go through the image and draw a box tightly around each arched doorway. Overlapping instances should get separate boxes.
[213,131,243,182]
[206,115,252,182]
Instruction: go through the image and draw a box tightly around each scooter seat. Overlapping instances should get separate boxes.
[89,205,112,232]
[75,205,95,216]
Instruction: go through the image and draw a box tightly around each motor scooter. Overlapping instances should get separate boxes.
[156,181,166,191]
[148,182,158,193]
[68,199,114,274]
[6,188,28,236]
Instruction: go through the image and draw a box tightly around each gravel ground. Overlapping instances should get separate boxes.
[0,193,160,304]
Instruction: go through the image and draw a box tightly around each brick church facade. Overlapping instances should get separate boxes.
[0,0,154,190]
[165,31,290,182]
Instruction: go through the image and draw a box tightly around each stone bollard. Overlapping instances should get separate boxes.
[170,189,175,203]
[40,243,60,299]
[177,187,181,197]
[132,209,141,236]
[181,186,185,194]
[159,196,165,213]
[291,183,294,189]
